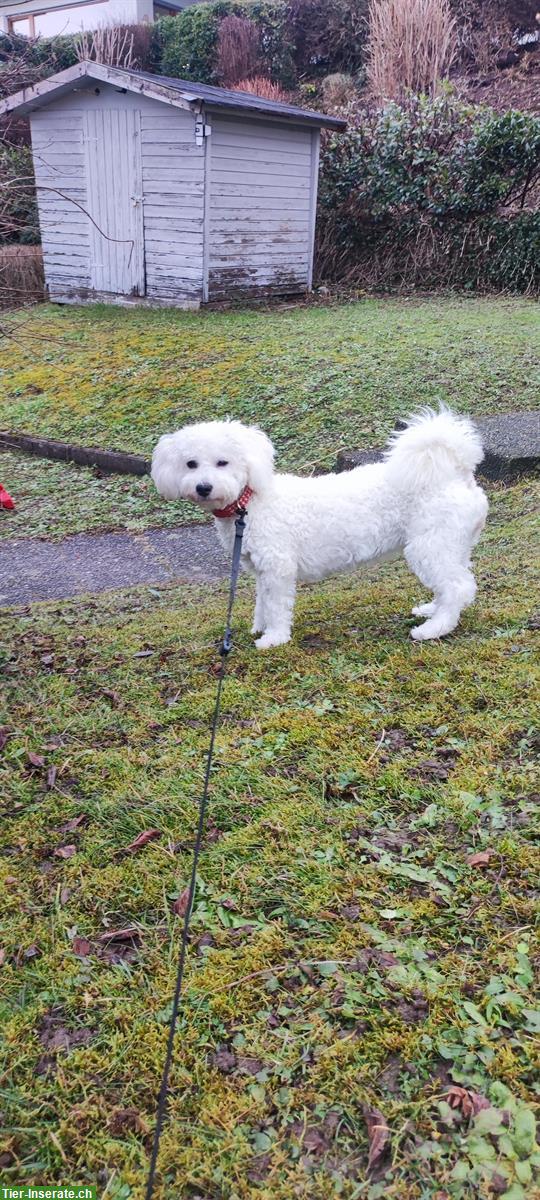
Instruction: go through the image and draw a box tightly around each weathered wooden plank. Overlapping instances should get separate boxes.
[144,216,203,232]
[141,142,202,156]
[39,209,88,225]
[211,232,310,247]
[142,165,205,181]
[211,181,310,200]
[144,183,205,198]
[141,112,194,128]
[210,215,310,230]
[44,262,91,280]
[41,244,89,260]
[31,110,85,127]
[146,246,203,263]
[146,236,203,251]
[210,196,310,211]
[211,161,311,182]
[146,264,203,281]
[211,250,308,266]
[42,235,91,252]
[211,142,311,165]
[212,120,310,146]
[144,202,204,219]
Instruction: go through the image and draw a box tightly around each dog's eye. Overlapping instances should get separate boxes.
[186,460,198,469]
[217,460,228,467]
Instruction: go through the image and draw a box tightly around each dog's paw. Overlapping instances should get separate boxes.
[251,623,263,635]
[411,601,436,618]
[410,615,455,641]
[255,630,291,650]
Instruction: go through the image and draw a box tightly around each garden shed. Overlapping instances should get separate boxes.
[0,61,346,307]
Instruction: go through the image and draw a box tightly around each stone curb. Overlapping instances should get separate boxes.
[0,430,150,477]
[336,413,540,483]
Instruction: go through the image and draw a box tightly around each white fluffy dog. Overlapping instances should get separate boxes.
[151,409,488,649]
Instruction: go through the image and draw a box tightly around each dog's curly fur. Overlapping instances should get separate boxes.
[151,409,488,648]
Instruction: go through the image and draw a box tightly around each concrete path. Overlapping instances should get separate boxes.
[0,524,228,607]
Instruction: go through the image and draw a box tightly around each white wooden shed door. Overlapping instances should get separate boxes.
[84,109,145,296]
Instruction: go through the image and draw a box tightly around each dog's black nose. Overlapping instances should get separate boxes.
[196,482,213,498]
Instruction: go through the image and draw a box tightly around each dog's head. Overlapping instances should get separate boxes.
[151,420,275,511]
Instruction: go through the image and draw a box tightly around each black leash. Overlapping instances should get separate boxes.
[145,511,247,1200]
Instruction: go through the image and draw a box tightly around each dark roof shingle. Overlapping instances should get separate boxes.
[133,69,346,129]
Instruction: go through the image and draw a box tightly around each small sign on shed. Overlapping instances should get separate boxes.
[0,62,346,308]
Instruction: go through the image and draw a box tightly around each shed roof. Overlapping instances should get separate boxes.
[0,60,347,130]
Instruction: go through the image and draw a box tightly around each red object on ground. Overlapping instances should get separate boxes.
[0,485,15,510]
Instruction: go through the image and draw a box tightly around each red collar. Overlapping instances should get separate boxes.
[212,486,254,519]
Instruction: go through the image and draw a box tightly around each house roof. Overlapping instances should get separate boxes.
[0,60,347,130]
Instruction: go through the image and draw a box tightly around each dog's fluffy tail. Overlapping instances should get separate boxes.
[384,407,483,492]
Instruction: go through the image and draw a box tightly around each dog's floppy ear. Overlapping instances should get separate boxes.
[233,422,275,494]
[151,432,182,499]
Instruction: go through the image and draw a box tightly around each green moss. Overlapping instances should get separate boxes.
[1,296,539,540]
[0,476,538,1196]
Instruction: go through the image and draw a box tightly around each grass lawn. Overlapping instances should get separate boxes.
[1,295,539,541]
[1,477,538,1198]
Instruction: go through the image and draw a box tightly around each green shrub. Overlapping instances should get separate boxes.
[287,0,369,76]
[317,97,540,293]
[156,3,230,82]
[157,0,296,87]
[243,0,295,87]
[0,144,39,244]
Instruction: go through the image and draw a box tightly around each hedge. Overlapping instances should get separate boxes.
[317,97,540,293]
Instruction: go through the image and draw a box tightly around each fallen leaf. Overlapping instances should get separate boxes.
[57,815,86,834]
[60,888,71,905]
[27,751,45,768]
[470,1092,491,1115]
[24,944,41,959]
[246,1153,271,1183]
[38,1009,94,1052]
[72,937,91,958]
[447,1085,472,1117]
[236,1055,265,1076]
[363,1105,390,1175]
[133,649,154,658]
[0,728,10,752]
[172,888,190,917]
[40,654,54,666]
[54,844,76,859]
[102,689,120,705]
[107,1107,148,1137]
[467,850,495,868]
[46,766,57,789]
[209,1048,237,1074]
[291,1111,339,1157]
[0,947,6,966]
[122,828,161,854]
[447,1086,490,1119]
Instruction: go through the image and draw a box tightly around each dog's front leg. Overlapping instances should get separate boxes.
[251,578,265,635]
[254,571,296,650]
